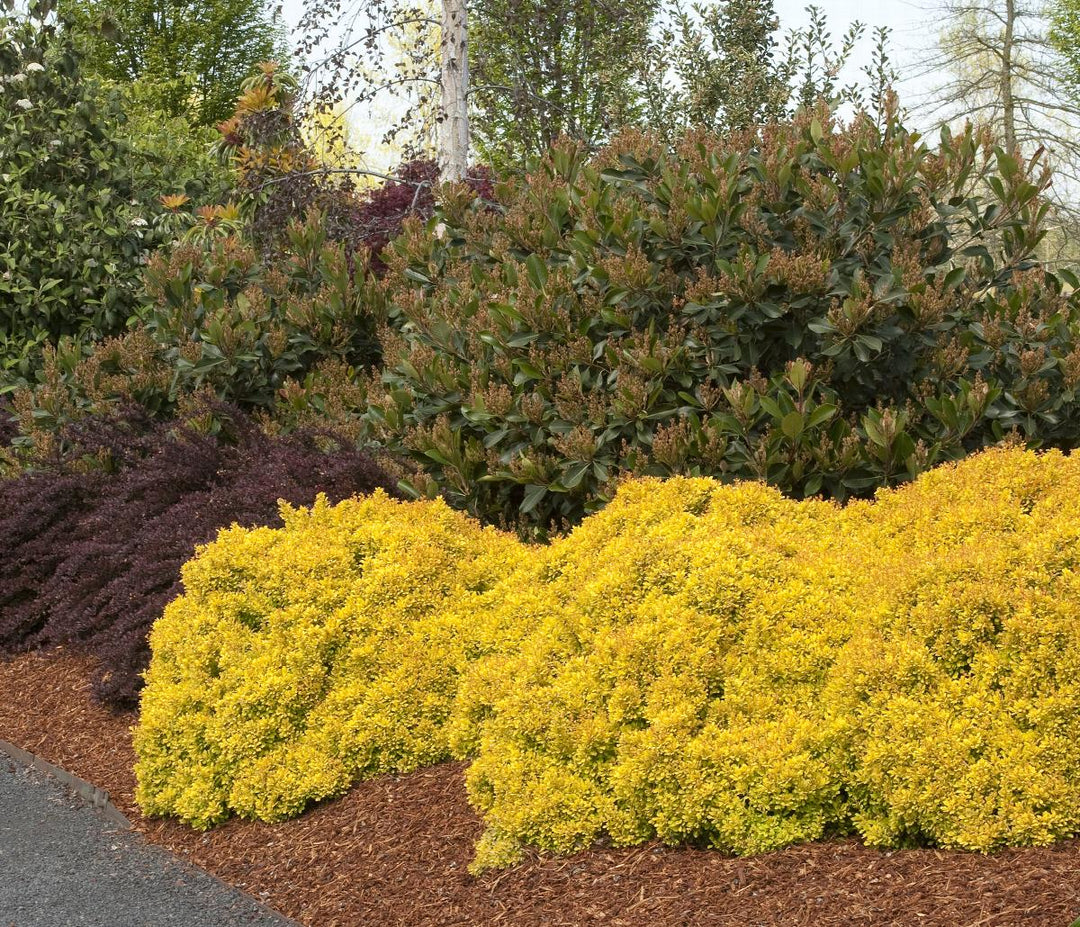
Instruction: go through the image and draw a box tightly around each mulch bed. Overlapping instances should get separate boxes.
[1,650,1078,927]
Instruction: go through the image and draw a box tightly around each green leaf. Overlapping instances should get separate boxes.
[1057,268,1079,290]
[395,480,423,501]
[893,432,916,462]
[996,149,1018,182]
[780,410,804,440]
[483,428,510,448]
[843,474,884,490]
[943,266,966,289]
[513,359,542,384]
[520,483,547,514]
[806,404,837,429]
[525,253,548,291]
[423,448,452,465]
[863,416,885,447]
[561,461,590,489]
[759,396,784,420]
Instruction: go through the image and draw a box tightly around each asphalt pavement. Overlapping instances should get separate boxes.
[0,754,295,927]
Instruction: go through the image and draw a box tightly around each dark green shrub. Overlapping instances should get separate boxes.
[0,6,203,378]
[368,105,1080,532]
[139,211,381,405]
[5,211,381,464]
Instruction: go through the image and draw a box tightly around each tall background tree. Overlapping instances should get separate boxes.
[440,0,468,179]
[468,0,658,170]
[914,0,1080,234]
[297,0,659,179]
[1049,0,1080,88]
[638,2,896,142]
[60,0,289,126]
[296,0,895,184]
[653,0,791,133]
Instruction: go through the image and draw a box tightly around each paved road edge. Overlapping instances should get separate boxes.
[0,737,130,827]
[0,738,302,926]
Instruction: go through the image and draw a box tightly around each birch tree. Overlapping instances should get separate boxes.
[438,0,467,181]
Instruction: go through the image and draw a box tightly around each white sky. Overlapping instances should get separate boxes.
[774,0,934,95]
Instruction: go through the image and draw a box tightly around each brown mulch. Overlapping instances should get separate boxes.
[1,650,1078,927]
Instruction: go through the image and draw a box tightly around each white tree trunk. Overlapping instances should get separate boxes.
[439,0,469,184]
[1001,0,1017,155]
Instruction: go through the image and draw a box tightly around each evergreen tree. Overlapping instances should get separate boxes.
[670,0,790,130]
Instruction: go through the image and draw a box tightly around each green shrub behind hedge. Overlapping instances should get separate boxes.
[369,106,1080,533]
[4,211,381,465]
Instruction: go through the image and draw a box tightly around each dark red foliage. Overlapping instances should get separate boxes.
[236,151,495,274]
[0,406,399,709]
[0,472,104,646]
[349,160,441,269]
[351,160,495,273]
[312,159,495,274]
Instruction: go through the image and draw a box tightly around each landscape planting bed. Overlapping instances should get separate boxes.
[2,650,1078,927]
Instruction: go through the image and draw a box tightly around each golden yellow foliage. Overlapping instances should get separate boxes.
[133,491,524,828]
[461,448,1080,868]
[134,449,1080,871]
[299,104,374,187]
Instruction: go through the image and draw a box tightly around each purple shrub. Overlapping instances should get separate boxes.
[0,407,159,648]
[0,472,104,647]
[0,401,16,449]
[350,160,441,270]
[0,406,399,709]
[345,159,495,273]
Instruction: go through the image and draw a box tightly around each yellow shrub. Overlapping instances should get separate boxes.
[457,449,1080,869]
[134,449,1080,871]
[133,490,524,828]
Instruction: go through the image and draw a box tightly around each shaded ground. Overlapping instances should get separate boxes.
[0,752,293,927]
[1,649,1079,927]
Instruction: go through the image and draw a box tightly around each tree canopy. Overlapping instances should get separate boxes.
[60,0,289,126]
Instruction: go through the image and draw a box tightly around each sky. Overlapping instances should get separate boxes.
[776,0,942,105]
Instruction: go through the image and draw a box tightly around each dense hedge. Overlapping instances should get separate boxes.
[0,407,397,707]
[457,448,1080,868]
[135,447,1080,869]
[134,491,524,825]
[368,110,1080,533]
